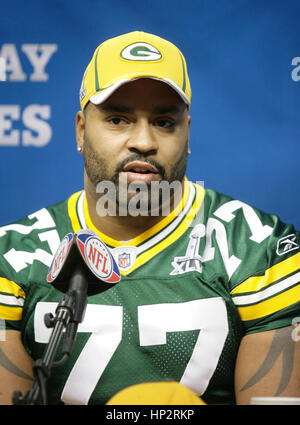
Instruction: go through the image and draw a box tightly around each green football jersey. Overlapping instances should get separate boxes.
[0,181,300,405]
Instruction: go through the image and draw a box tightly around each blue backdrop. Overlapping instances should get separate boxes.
[1,0,299,229]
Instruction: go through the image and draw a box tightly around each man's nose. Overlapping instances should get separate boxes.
[126,120,158,155]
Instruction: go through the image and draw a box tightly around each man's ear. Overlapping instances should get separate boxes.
[75,110,85,153]
[187,114,191,154]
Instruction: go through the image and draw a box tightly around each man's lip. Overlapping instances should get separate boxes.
[123,161,159,174]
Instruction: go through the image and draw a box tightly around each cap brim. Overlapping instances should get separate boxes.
[89,76,191,107]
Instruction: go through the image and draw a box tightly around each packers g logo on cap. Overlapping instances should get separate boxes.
[79,31,192,111]
[121,42,162,61]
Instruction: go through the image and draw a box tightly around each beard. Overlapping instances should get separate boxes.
[83,134,189,216]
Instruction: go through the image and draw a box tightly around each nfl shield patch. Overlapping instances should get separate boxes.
[118,252,131,268]
[112,246,138,272]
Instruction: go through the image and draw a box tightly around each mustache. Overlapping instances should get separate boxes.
[114,154,166,179]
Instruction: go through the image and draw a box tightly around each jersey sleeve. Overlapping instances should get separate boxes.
[228,207,300,334]
[203,188,300,335]
[0,192,82,333]
[0,276,26,331]
[0,207,63,331]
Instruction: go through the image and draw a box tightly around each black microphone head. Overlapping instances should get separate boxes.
[47,230,121,296]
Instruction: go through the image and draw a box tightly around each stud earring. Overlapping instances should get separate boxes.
[77,146,82,152]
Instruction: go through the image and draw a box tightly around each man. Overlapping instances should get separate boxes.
[0,31,300,405]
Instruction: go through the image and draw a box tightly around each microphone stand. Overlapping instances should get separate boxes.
[13,267,88,405]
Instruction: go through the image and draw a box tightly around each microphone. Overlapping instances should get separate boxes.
[47,229,121,296]
[13,230,121,405]
[45,229,122,364]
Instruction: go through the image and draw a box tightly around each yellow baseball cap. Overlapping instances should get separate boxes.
[79,31,191,111]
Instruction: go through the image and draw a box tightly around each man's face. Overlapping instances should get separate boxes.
[76,78,191,213]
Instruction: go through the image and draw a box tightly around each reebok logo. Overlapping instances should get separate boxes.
[121,42,162,61]
[276,234,299,256]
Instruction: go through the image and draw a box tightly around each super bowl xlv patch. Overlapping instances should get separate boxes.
[170,224,205,275]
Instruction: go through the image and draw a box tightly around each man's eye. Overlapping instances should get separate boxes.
[155,119,175,128]
[109,117,125,125]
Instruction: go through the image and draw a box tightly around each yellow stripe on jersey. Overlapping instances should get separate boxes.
[0,277,25,299]
[231,251,300,295]
[0,305,23,321]
[67,190,84,233]
[231,252,300,321]
[0,277,25,321]
[236,284,300,321]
